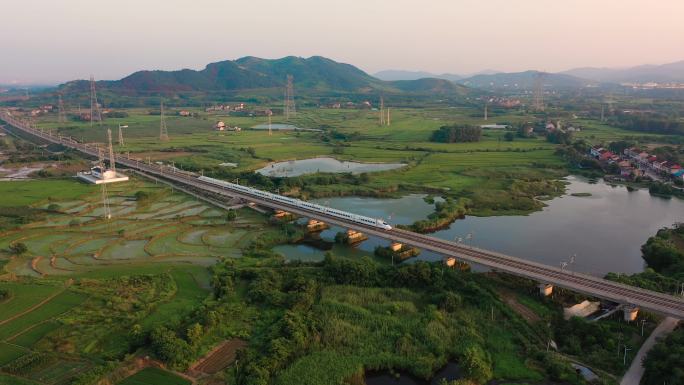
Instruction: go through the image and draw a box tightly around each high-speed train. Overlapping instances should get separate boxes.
[198,176,393,230]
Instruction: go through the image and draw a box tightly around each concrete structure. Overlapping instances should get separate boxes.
[539,283,554,297]
[306,219,328,231]
[563,300,600,320]
[623,305,640,322]
[346,229,366,242]
[479,124,509,129]
[77,166,129,184]
[3,110,684,320]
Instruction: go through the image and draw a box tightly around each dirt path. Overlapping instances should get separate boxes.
[0,288,65,328]
[497,289,541,323]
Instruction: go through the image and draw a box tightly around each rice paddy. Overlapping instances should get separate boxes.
[0,177,270,279]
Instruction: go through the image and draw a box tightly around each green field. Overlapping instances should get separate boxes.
[0,290,86,340]
[0,283,60,323]
[0,179,93,208]
[0,343,29,366]
[140,268,210,331]
[118,367,191,385]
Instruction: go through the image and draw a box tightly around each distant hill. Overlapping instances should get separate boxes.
[374,70,463,82]
[458,70,595,90]
[388,78,465,93]
[561,60,684,83]
[57,56,469,98]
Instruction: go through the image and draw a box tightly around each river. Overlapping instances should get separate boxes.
[276,176,684,276]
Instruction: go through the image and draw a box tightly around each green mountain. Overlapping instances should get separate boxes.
[57,56,469,98]
[459,70,596,90]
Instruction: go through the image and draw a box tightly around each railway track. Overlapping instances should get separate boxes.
[2,110,683,319]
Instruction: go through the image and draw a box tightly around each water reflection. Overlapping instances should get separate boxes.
[280,176,684,276]
[256,157,406,177]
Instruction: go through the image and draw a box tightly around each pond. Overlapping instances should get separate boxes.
[365,362,461,385]
[256,157,406,177]
[273,194,438,262]
[279,176,684,276]
[251,123,321,132]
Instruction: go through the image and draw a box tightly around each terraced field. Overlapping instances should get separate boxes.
[0,176,267,383]
[0,177,267,278]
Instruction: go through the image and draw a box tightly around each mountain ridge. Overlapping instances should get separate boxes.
[57,56,469,97]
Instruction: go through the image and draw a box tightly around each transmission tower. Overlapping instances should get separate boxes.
[57,93,66,124]
[386,107,391,126]
[268,110,273,136]
[284,75,296,120]
[96,147,111,220]
[533,72,545,111]
[107,128,116,173]
[484,102,488,121]
[159,100,169,141]
[379,96,385,125]
[89,75,102,127]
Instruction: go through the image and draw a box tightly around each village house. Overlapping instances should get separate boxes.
[214,121,241,132]
[590,146,604,157]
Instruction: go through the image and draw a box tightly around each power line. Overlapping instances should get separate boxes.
[107,128,116,173]
[57,93,66,124]
[284,74,296,120]
[89,75,102,127]
[159,100,169,141]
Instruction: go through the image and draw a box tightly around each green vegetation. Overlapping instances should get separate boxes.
[605,224,684,384]
[118,367,191,385]
[430,124,482,143]
[398,197,469,233]
[4,91,684,385]
[642,325,684,385]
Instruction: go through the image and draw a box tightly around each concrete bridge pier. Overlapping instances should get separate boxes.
[342,229,368,244]
[623,305,639,322]
[306,219,329,232]
[538,283,554,297]
[443,257,457,267]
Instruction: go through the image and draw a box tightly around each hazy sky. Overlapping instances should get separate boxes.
[1,0,683,84]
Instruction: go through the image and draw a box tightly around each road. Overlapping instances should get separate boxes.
[2,110,684,319]
[620,317,679,385]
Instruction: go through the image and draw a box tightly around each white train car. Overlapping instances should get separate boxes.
[198,176,392,230]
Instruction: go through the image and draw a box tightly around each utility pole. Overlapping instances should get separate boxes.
[484,102,488,121]
[617,333,623,356]
[641,319,646,336]
[268,110,272,136]
[57,93,66,124]
[623,345,631,366]
[107,128,115,173]
[159,100,169,141]
[379,96,385,126]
